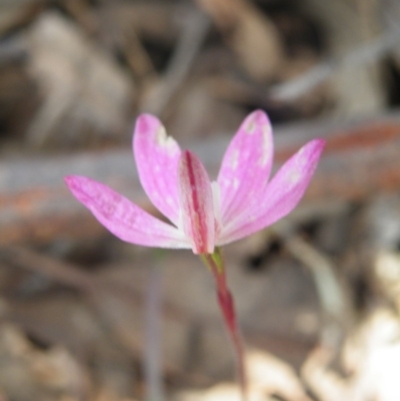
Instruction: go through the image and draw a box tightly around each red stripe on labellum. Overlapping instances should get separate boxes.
[178,150,214,254]
[185,152,206,251]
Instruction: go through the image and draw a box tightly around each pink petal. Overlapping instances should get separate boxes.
[218,139,326,244]
[217,110,274,225]
[133,114,181,225]
[178,151,215,254]
[65,175,190,249]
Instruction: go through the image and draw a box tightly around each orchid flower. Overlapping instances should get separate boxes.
[65,110,325,398]
[65,110,325,254]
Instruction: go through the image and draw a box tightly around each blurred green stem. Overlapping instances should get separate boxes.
[144,265,165,401]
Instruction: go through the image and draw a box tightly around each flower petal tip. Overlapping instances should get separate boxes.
[64,175,80,191]
[243,109,271,134]
[312,138,327,151]
[306,138,326,162]
[250,109,269,122]
[64,175,97,205]
[135,113,158,135]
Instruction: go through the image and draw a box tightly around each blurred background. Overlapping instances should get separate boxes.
[1,0,400,400]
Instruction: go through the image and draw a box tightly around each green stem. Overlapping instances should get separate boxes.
[201,248,247,400]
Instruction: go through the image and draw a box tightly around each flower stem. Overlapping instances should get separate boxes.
[201,248,247,400]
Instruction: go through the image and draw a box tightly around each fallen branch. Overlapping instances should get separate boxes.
[1,111,400,245]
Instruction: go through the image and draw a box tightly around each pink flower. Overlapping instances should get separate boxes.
[65,110,325,255]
